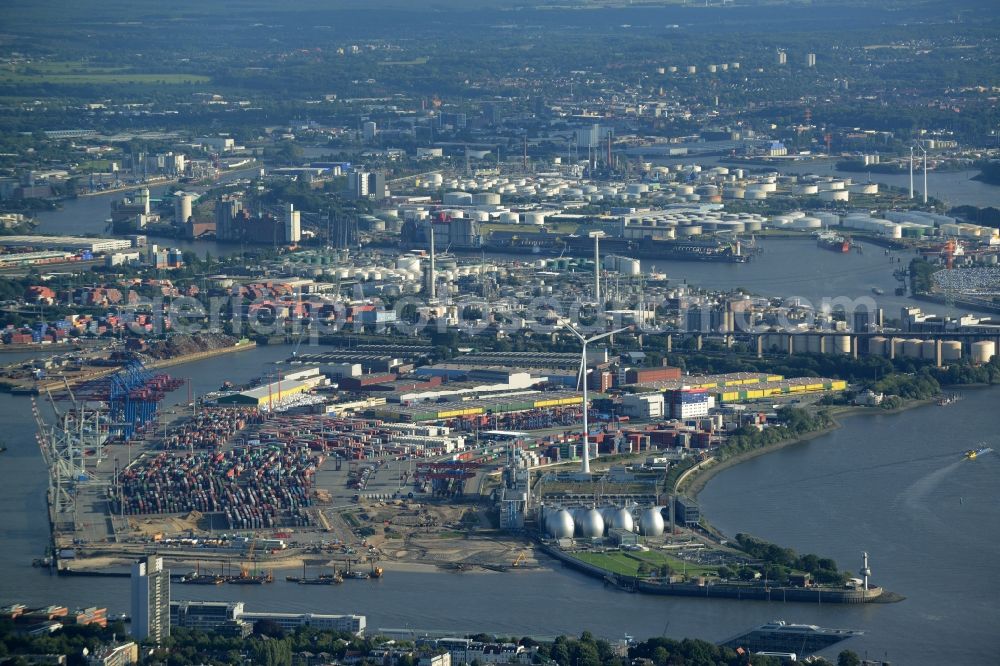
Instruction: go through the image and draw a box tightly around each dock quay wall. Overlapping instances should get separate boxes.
[539,542,885,604]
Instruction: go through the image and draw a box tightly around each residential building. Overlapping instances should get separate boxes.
[130,556,170,643]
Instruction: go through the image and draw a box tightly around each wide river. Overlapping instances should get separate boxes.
[2,349,999,664]
[3,166,997,664]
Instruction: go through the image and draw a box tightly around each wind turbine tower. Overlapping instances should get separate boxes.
[563,322,630,474]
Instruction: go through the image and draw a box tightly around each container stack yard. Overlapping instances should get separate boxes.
[114,447,322,528]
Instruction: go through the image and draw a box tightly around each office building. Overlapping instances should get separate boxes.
[284,203,301,244]
[130,556,170,643]
[349,170,387,200]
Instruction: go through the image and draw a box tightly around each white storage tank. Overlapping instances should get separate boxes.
[639,507,665,536]
[941,341,962,361]
[829,335,851,355]
[618,257,641,276]
[921,340,938,360]
[472,192,501,206]
[791,217,823,229]
[819,190,850,202]
[522,211,546,226]
[547,510,575,539]
[869,336,888,356]
[796,184,819,195]
[610,508,635,532]
[850,183,878,194]
[443,191,473,205]
[576,508,605,538]
[971,340,997,364]
[904,339,924,359]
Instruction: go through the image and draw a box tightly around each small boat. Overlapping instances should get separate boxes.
[345,570,370,580]
[965,446,992,460]
[871,287,884,295]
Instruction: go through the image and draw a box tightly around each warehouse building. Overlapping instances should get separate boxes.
[620,393,665,420]
[0,235,135,254]
[215,377,317,407]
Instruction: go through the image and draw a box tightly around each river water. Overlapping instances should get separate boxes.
[1,341,998,662]
[699,386,1000,665]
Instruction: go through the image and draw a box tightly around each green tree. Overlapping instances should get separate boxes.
[837,650,862,666]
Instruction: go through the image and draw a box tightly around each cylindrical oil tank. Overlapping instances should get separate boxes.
[791,217,822,229]
[829,335,851,355]
[796,184,819,195]
[806,335,823,354]
[618,257,641,276]
[576,508,604,538]
[472,192,501,206]
[904,339,924,358]
[793,335,810,354]
[723,187,745,199]
[869,336,888,356]
[819,190,850,202]
[941,341,962,361]
[921,340,938,360]
[547,510,575,539]
[443,191,473,205]
[610,508,634,533]
[972,340,997,364]
[639,507,664,536]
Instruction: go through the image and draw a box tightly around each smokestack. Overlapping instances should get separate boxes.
[428,225,437,300]
[593,234,601,304]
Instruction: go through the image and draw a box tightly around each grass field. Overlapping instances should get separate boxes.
[572,549,718,579]
[377,57,430,66]
[0,73,210,85]
[0,62,208,85]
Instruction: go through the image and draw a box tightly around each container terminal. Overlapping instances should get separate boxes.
[28,339,888,603]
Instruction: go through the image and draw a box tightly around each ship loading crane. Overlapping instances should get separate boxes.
[413,461,480,497]
[66,359,184,440]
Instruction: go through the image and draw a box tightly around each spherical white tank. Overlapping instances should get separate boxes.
[610,508,634,532]
[576,509,604,538]
[547,510,575,539]
[639,507,664,536]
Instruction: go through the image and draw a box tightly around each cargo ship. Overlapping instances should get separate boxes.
[478,234,751,263]
[719,621,863,657]
[178,571,225,585]
[817,233,851,253]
